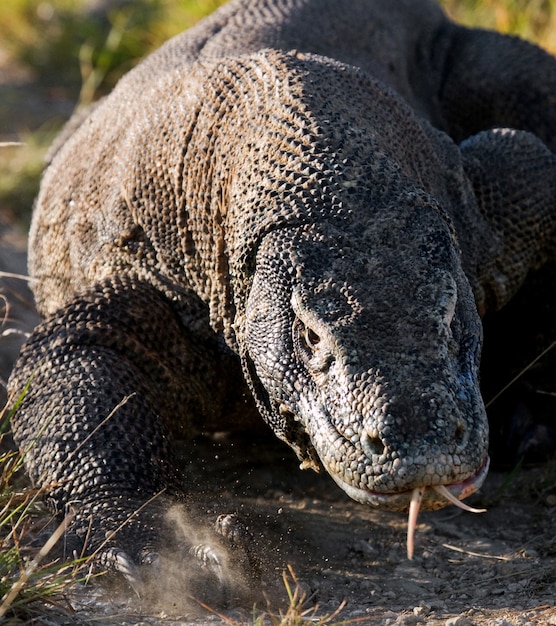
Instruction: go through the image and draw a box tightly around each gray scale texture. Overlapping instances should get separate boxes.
[7,0,556,573]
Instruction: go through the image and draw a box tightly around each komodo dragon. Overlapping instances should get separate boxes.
[7,0,556,585]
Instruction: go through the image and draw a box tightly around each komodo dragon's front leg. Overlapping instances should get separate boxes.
[8,275,249,590]
[459,128,556,315]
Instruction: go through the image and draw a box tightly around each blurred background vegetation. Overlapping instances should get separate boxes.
[1,0,556,225]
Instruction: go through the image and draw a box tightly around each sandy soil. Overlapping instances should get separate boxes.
[63,431,556,626]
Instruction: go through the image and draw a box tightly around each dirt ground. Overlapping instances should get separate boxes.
[1,39,556,626]
[55,431,556,626]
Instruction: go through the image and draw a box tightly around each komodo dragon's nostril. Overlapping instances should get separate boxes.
[361,430,386,457]
[454,419,469,450]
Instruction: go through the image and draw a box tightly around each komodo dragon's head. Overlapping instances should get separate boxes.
[244,210,489,554]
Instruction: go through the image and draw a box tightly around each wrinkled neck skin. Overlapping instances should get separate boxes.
[244,206,489,512]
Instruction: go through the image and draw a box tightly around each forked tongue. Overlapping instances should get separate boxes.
[406,485,487,559]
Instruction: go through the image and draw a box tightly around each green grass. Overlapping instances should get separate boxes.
[0,1,230,223]
[0,132,58,227]
[441,0,556,52]
[0,0,226,103]
[0,0,553,109]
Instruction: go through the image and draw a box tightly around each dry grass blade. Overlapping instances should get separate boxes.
[486,340,556,408]
[278,565,348,625]
[442,543,513,561]
[0,270,36,282]
[196,564,351,626]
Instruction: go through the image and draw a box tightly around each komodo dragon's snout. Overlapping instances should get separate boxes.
[245,204,489,517]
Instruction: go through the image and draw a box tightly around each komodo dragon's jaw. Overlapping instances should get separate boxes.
[245,219,490,515]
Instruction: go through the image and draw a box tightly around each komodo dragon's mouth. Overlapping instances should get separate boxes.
[329,456,490,559]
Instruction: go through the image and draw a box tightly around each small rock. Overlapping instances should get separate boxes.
[352,539,376,556]
[545,494,556,506]
[386,549,401,563]
[381,610,398,625]
[445,617,474,626]
[413,605,430,616]
[521,548,538,559]
[395,615,425,625]
[360,578,379,593]
[429,600,447,610]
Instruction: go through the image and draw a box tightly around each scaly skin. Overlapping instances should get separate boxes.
[8,0,556,578]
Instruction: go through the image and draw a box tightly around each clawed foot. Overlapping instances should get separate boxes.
[62,498,261,608]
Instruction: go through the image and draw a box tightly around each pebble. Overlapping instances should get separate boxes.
[412,605,430,616]
[445,618,474,626]
[429,600,447,610]
[352,539,377,556]
[394,615,425,625]
[545,494,556,506]
[359,578,377,590]
[521,548,538,559]
[446,615,474,626]
[381,610,399,625]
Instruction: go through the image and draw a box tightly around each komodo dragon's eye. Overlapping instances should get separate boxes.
[293,317,321,355]
[292,317,334,375]
[304,324,321,350]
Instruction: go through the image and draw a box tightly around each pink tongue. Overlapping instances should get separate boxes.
[407,488,424,560]
[406,486,487,559]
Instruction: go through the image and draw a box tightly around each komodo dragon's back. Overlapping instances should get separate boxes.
[8,0,556,589]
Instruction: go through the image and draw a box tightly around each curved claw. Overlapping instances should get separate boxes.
[189,543,225,584]
[214,513,261,580]
[215,513,251,547]
[99,548,143,596]
[140,551,161,569]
